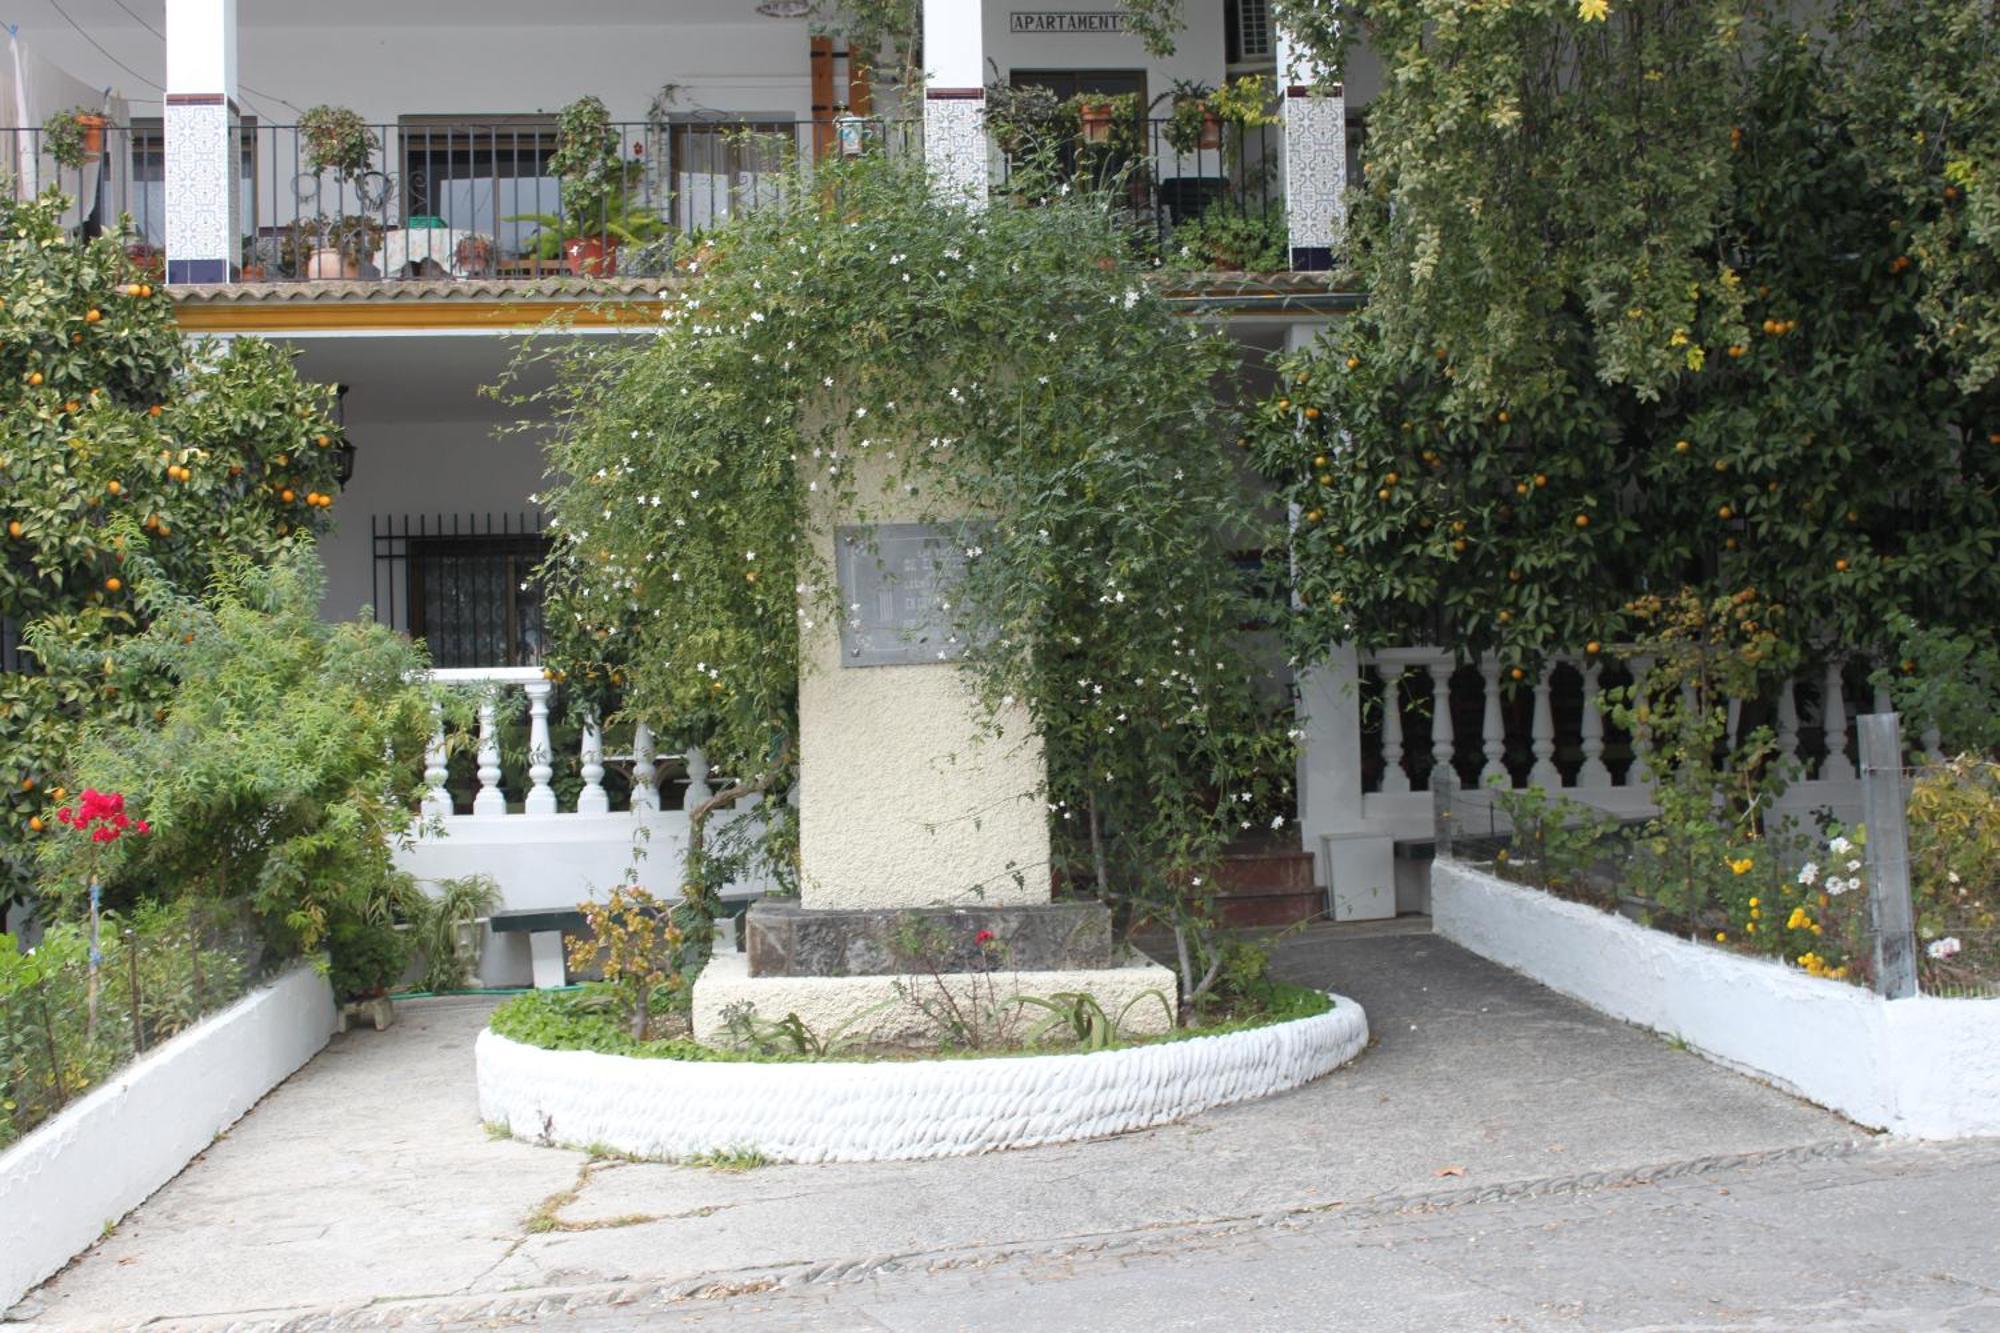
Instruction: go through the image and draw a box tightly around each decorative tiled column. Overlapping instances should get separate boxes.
[1276,22,1346,272]
[922,0,987,204]
[164,0,240,285]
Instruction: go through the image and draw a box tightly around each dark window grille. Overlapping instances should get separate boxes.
[372,513,549,668]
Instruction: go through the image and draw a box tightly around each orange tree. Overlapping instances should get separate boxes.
[1256,9,2000,676]
[1,190,346,906]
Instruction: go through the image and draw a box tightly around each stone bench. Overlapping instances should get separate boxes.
[489,908,587,990]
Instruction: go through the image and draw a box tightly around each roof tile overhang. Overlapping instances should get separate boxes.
[168,272,1361,334]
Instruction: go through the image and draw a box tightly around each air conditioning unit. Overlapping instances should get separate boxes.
[1235,0,1273,60]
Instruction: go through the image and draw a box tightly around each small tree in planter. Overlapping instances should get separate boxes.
[297,105,378,185]
[548,95,624,274]
[1156,80,1219,154]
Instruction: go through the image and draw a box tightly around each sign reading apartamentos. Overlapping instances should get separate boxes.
[1009,12,1128,35]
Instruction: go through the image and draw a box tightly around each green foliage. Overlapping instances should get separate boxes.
[296,106,378,183]
[720,1001,881,1058]
[1490,784,1618,901]
[517,155,1287,994]
[395,874,501,994]
[327,915,411,1002]
[1,189,346,909]
[549,96,624,225]
[1,899,256,1147]
[567,885,701,1039]
[1012,988,1174,1050]
[32,545,433,953]
[1261,11,2000,672]
[1165,209,1288,273]
[1906,758,2000,991]
[1873,617,2000,757]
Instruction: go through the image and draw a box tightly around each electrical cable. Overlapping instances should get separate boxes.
[23,0,303,120]
[40,0,159,90]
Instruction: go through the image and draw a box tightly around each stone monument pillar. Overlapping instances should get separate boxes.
[691,473,1177,1049]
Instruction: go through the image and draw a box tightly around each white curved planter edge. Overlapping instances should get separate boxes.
[476,993,1369,1164]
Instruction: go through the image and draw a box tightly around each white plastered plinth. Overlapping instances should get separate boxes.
[691,950,1178,1047]
[479,989,1368,1163]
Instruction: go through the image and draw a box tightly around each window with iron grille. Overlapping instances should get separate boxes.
[373,514,548,668]
[1227,0,1273,63]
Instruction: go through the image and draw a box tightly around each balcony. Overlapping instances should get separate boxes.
[6,113,1299,289]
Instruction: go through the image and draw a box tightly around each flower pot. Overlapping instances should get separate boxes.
[306,246,363,280]
[74,113,108,162]
[1198,110,1222,151]
[1078,102,1117,146]
[563,235,619,277]
[126,245,164,280]
[240,263,267,282]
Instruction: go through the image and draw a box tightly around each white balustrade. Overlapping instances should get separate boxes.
[1427,659,1456,789]
[1378,665,1410,795]
[1479,658,1508,787]
[1576,662,1611,789]
[418,667,715,820]
[1820,660,1855,782]
[1528,667,1560,790]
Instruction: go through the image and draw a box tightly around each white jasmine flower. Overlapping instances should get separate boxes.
[1927,936,1963,960]
[1798,861,1819,886]
[1829,836,1852,856]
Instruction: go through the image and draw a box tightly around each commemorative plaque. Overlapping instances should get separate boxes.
[834,522,977,668]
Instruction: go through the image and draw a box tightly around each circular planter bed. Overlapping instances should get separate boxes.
[475,993,1368,1163]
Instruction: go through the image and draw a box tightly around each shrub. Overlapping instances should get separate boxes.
[327,915,411,1002]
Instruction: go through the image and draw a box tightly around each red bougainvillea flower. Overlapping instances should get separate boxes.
[53,789,149,842]
[975,929,996,944]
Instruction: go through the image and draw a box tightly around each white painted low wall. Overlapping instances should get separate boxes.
[1432,860,2000,1138]
[0,964,337,1308]
[477,994,1369,1164]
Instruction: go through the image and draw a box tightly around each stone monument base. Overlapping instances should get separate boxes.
[691,951,1180,1049]
[744,899,1115,977]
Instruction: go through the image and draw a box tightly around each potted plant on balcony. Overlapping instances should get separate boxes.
[1157,80,1220,154]
[282,213,384,280]
[981,76,1075,165]
[548,95,625,276]
[298,104,379,185]
[41,106,109,169]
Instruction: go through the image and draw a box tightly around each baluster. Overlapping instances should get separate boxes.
[472,689,505,818]
[629,722,659,813]
[523,679,557,815]
[1628,656,1655,788]
[1529,665,1560,789]
[684,745,714,809]
[1776,676,1801,773]
[1479,656,1509,787]
[577,711,609,814]
[1378,665,1411,794]
[1577,661,1612,789]
[423,701,451,819]
[1427,658,1456,789]
[1922,726,1944,762]
[1820,660,1855,782]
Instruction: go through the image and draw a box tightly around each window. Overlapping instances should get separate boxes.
[398,118,560,263]
[1008,69,1148,106]
[1226,0,1274,64]
[665,118,795,232]
[372,514,548,668]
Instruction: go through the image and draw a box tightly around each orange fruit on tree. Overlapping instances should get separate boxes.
[1304,406,1320,420]
[27,371,43,386]
[1497,411,1511,424]
[149,404,163,417]
[1344,357,1358,370]
[1674,439,1691,453]
[105,576,122,592]
[1835,558,1849,572]
[106,480,121,496]
[1306,509,1323,523]
[85,308,101,324]
[1533,473,1547,487]
[1574,513,1591,528]
[125,283,143,297]
[1585,641,1602,656]
[1510,666,1525,680]
[1718,504,1734,519]
[6,520,21,539]
[28,816,43,833]
[280,489,296,504]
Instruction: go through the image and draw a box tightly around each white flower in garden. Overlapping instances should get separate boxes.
[1826,877,1850,896]
[1949,871,1962,885]
[1927,937,1963,960]
[1798,862,1819,886]
[1830,836,1852,855]
[1847,859,1862,872]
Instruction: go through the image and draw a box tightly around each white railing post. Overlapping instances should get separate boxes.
[1378,665,1410,795]
[1427,657,1456,788]
[522,679,557,815]
[1479,656,1508,787]
[629,722,659,813]
[1628,655,1655,788]
[1820,660,1855,782]
[1776,675,1801,771]
[577,711,609,814]
[472,689,505,818]
[684,745,713,809]
[1529,665,1560,790]
[1577,660,1612,789]
[423,701,452,819]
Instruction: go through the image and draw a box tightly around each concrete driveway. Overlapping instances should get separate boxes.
[10,922,1870,1331]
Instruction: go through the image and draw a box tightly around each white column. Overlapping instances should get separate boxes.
[1577,662,1612,789]
[577,712,609,814]
[1529,666,1560,789]
[164,0,240,284]
[1427,657,1456,788]
[1820,660,1855,782]
[1275,15,1346,271]
[629,722,659,813]
[922,0,987,204]
[422,702,451,820]
[1377,664,1410,794]
[472,691,506,818]
[523,679,557,815]
[1478,656,1508,787]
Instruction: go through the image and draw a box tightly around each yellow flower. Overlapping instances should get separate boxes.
[1747,896,1760,907]
[1730,858,1755,876]
[1577,0,1611,20]
[1715,932,1728,942]
[1746,922,1757,934]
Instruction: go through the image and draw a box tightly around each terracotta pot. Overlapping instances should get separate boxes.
[1198,110,1222,151]
[74,113,108,162]
[563,236,619,277]
[240,263,267,282]
[306,246,363,280]
[1078,102,1117,145]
